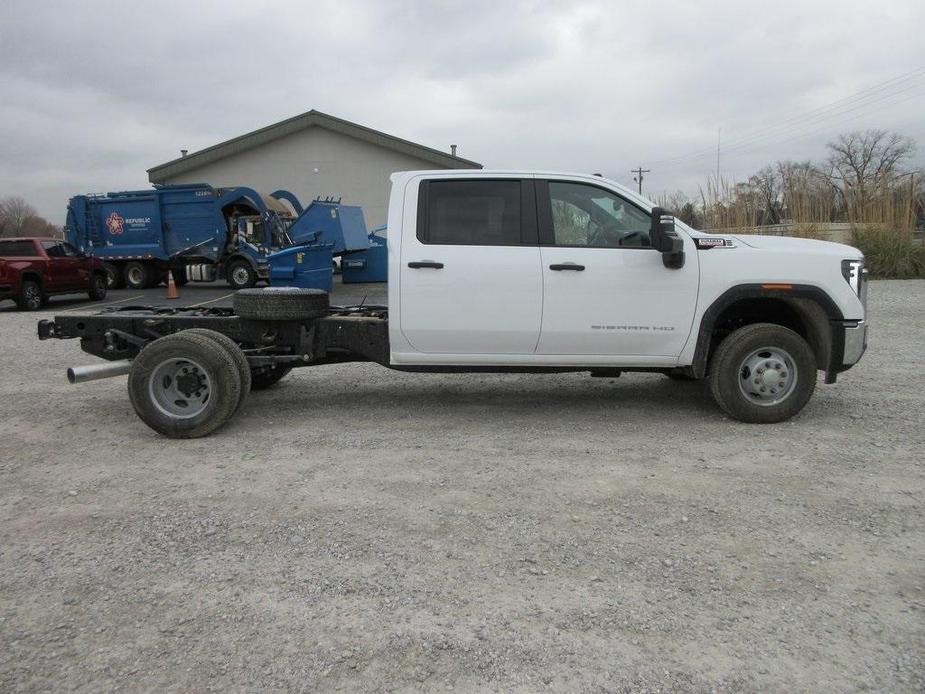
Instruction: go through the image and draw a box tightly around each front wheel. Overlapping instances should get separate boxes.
[226,260,257,290]
[709,323,817,423]
[127,331,245,438]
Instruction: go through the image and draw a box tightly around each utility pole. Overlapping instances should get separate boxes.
[716,127,721,185]
[631,167,650,195]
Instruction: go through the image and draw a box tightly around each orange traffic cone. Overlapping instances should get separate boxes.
[165,270,180,299]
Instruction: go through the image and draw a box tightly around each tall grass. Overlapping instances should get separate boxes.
[699,174,924,277]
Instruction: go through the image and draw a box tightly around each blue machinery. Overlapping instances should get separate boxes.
[65,184,388,290]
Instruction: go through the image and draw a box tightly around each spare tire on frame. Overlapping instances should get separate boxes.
[233,287,330,321]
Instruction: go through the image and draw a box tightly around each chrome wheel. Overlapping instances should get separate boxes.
[22,283,42,310]
[231,266,251,287]
[738,346,798,407]
[127,266,144,286]
[148,358,212,419]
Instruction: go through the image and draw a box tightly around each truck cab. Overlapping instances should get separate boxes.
[386,171,867,376]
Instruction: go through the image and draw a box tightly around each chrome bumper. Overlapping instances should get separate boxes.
[842,320,868,366]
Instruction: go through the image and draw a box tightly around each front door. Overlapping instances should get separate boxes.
[536,180,699,357]
[399,177,543,354]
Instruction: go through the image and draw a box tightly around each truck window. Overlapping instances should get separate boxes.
[419,180,522,246]
[0,240,38,256]
[548,181,651,248]
[41,240,66,257]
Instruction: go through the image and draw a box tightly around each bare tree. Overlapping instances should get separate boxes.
[748,166,782,225]
[0,196,37,238]
[0,196,60,238]
[826,130,915,221]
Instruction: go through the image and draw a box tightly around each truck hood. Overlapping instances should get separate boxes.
[731,234,862,259]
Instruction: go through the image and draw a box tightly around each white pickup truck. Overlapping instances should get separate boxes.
[39,170,868,438]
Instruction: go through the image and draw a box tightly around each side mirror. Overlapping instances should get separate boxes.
[649,207,685,269]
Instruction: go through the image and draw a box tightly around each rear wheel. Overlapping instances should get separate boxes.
[227,260,257,290]
[708,323,817,423]
[103,262,124,289]
[128,331,244,438]
[182,329,251,412]
[124,261,155,290]
[250,365,292,390]
[16,280,43,311]
[88,273,107,301]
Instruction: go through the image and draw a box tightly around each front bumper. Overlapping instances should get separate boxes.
[825,319,868,383]
[842,320,868,366]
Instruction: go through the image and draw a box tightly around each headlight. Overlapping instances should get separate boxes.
[841,258,865,296]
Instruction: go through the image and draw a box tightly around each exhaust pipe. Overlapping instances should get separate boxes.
[67,360,132,384]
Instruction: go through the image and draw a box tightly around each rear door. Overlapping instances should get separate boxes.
[536,179,699,358]
[399,177,543,354]
[42,241,85,290]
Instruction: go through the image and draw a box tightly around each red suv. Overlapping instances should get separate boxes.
[0,238,107,310]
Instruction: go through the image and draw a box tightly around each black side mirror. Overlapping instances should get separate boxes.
[649,207,685,269]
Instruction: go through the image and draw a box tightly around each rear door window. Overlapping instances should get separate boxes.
[418,180,524,246]
[0,240,38,256]
[41,241,65,257]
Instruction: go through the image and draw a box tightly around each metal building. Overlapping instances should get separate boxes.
[147,110,482,227]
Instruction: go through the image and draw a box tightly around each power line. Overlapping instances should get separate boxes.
[647,66,925,169]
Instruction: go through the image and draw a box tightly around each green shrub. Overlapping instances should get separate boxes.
[851,228,925,279]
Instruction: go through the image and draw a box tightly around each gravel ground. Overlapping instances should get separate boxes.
[1,280,923,693]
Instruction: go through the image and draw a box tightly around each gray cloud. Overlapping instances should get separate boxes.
[1,0,923,223]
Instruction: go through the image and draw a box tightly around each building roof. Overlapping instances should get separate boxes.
[148,109,482,182]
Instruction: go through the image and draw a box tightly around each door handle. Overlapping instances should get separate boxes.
[408,261,444,269]
[549,263,585,271]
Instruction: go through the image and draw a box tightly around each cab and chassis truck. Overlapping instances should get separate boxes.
[38,170,869,438]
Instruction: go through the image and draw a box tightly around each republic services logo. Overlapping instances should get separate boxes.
[106,212,125,235]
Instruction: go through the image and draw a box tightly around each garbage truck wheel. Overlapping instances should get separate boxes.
[182,329,251,412]
[227,260,257,289]
[103,262,124,289]
[250,365,292,390]
[233,287,329,321]
[124,261,154,290]
[127,331,243,438]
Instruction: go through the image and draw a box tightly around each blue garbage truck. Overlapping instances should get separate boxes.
[66,184,297,289]
[66,184,375,290]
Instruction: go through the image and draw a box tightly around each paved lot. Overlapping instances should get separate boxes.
[1,280,923,692]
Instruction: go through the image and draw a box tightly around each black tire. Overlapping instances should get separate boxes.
[173,268,189,286]
[15,280,43,311]
[250,365,292,390]
[89,273,107,301]
[233,287,329,321]
[103,262,124,289]
[124,261,154,290]
[127,331,244,438]
[708,323,817,423]
[182,329,251,412]
[226,260,257,289]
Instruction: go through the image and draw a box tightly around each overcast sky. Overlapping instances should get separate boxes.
[2,0,924,224]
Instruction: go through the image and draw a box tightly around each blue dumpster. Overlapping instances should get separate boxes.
[267,244,333,292]
[342,226,387,283]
